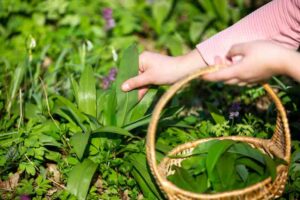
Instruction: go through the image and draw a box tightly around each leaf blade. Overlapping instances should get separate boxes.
[67,158,98,200]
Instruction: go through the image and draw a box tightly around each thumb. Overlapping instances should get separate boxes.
[226,43,247,59]
[121,73,151,92]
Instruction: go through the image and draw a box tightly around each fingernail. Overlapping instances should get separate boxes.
[122,83,130,91]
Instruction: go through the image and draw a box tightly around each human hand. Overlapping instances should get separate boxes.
[202,41,292,86]
[122,49,206,99]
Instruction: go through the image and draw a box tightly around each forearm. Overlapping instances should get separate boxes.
[284,51,300,82]
[176,49,207,74]
[197,0,300,65]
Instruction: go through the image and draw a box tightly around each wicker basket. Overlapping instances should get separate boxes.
[146,66,291,200]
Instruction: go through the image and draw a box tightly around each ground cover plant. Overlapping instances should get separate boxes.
[0,0,300,199]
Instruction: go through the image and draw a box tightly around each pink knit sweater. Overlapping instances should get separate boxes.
[197,0,300,65]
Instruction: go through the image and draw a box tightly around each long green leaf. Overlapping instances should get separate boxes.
[263,154,277,181]
[115,44,139,126]
[212,0,229,23]
[67,158,98,200]
[206,103,225,124]
[236,164,249,182]
[92,126,135,138]
[6,64,26,113]
[206,140,235,175]
[228,143,265,164]
[236,157,264,175]
[70,76,79,108]
[131,169,160,200]
[168,166,200,193]
[181,155,206,175]
[78,66,96,117]
[123,114,152,131]
[128,88,157,123]
[102,88,117,126]
[216,153,236,189]
[70,132,90,160]
[53,95,88,131]
[128,153,163,199]
[152,0,172,33]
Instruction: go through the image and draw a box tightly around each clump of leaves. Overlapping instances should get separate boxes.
[167,139,287,193]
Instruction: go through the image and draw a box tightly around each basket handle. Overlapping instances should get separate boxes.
[146,65,290,188]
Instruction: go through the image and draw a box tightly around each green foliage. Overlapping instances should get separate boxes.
[115,44,139,126]
[168,140,286,193]
[78,65,97,117]
[0,0,299,199]
[67,159,98,200]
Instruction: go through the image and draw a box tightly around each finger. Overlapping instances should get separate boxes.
[139,51,151,72]
[122,73,151,92]
[202,67,238,82]
[214,56,224,65]
[238,82,247,87]
[226,43,248,59]
[138,87,148,100]
[225,78,240,85]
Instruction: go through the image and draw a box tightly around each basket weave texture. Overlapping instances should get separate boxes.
[146,66,291,200]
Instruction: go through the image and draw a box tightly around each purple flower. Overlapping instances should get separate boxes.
[20,195,31,200]
[105,18,115,30]
[229,102,241,120]
[108,67,117,81]
[102,77,110,90]
[102,67,118,89]
[102,8,113,20]
[102,8,115,30]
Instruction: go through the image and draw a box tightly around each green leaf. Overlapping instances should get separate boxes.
[236,157,264,175]
[167,166,200,193]
[70,132,90,160]
[152,0,172,33]
[129,153,163,199]
[67,159,98,200]
[131,169,162,200]
[198,0,215,18]
[206,103,225,124]
[92,126,135,138]
[206,140,235,176]
[193,140,219,155]
[129,89,157,123]
[165,34,183,56]
[115,44,139,126]
[195,172,209,193]
[102,89,117,126]
[189,21,204,43]
[212,0,229,23]
[70,76,79,108]
[78,66,96,117]
[263,154,277,181]
[236,164,249,182]
[228,143,265,164]
[53,95,88,131]
[216,153,237,189]
[6,63,26,113]
[181,155,206,175]
[123,113,152,131]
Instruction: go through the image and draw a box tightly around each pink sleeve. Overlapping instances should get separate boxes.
[197,0,300,65]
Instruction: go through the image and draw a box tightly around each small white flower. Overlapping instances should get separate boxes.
[111,47,118,62]
[28,35,36,50]
[86,40,94,51]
